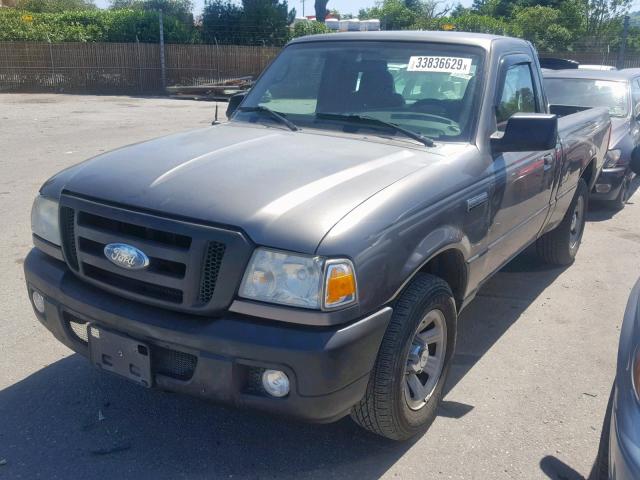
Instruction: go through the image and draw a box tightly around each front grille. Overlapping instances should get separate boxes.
[78,211,192,249]
[60,206,79,270]
[153,346,197,381]
[83,263,184,303]
[58,194,253,314]
[198,242,226,304]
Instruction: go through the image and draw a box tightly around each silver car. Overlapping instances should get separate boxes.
[594,278,640,479]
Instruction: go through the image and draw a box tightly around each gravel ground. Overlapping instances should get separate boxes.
[1,93,639,480]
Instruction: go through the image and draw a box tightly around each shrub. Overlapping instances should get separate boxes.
[290,20,332,39]
[0,8,199,43]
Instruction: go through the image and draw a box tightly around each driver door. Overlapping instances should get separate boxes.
[484,56,557,273]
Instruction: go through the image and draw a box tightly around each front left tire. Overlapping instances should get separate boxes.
[351,273,457,441]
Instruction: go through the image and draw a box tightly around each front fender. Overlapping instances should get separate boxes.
[318,187,475,317]
[317,145,486,318]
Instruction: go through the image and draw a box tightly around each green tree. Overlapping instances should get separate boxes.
[241,0,294,44]
[450,3,469,17]
[202,0,243,43]
[420,0,451,17]
[202,0,293,46]
[513,5,573,51]
[110,0,194,24]
[359,0,417,29]
[585,0,632,36]
[471,0,514,18]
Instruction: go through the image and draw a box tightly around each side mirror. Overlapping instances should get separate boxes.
[491,113,558,153]
[226,93,247,118]
[631,146,640,175]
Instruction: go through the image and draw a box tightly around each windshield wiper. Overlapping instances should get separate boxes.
[315,112,434,147]
[238,106,298,131]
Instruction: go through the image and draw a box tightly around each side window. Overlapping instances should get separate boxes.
[496,63,537,129]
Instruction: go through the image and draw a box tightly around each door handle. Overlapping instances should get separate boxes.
[542,153,554,172]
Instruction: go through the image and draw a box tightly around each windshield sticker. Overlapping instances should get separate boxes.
[407,56,472,74]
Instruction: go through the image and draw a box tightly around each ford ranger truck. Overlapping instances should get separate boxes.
[25,32,611,440]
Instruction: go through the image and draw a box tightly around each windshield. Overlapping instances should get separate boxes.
[544,78,629,117]
[234,41,484,142]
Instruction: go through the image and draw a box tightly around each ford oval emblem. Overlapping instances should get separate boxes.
[104,243,149,270]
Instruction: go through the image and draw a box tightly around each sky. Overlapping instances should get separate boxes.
[93,0,476,17]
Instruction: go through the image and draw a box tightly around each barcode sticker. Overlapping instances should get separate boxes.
[407,56,472,74]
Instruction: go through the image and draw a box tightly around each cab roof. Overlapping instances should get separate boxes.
[288,30,529,52]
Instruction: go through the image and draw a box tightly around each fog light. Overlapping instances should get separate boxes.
[595,184,612,193]
[32,290,45,314]
[261,369,290,397]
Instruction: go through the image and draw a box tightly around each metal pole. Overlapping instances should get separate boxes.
[617,15,630,70]
[158,9,167,91]
[46,34,55,77]
[301,0,305,17]
[136,35,143,93]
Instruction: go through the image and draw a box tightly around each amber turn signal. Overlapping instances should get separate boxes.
[324,261,357,309]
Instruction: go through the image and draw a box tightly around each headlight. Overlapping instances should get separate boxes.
[633,347,640,402]
[31,196,61,246]
[604,149,623,168]
[238,248,357,310]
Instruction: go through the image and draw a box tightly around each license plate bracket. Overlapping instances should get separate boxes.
[89,326,152,388]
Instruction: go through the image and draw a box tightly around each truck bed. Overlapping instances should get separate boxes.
[556,106,610,195]
[550,104,593,118]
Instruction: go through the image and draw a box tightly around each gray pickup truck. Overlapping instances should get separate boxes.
[25,32,610,440]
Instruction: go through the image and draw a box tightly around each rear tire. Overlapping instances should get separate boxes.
[351,273,457,441]
[536,178,588,266]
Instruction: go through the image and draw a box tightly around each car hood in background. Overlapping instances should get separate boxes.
[59,124,441,253]
[609,117,632,148]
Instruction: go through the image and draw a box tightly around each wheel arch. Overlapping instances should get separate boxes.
[391,242,469,311]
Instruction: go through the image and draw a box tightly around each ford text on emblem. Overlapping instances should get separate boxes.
[104,243,150,270]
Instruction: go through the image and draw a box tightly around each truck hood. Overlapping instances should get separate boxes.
[59,123,439,253]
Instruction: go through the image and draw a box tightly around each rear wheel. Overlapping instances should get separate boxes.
[536,178,588,266]
[351,274,457,440]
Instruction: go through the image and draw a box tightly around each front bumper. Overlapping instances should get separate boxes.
[24,248,392,423]
[591,167,631,201]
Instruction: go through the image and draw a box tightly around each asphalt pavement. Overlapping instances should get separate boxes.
[1,94,639,480]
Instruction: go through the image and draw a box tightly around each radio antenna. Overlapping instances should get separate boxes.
[212,103,220,125]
